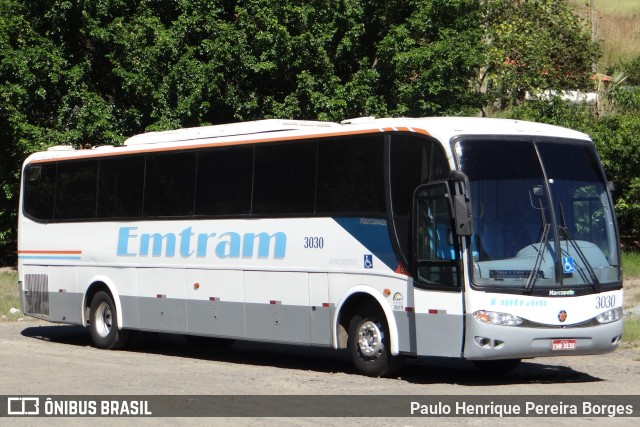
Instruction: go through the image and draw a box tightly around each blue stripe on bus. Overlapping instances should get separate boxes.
[333,217,397,271]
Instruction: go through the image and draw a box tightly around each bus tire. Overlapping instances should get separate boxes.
[472,358,521,374]
[348,303,404,377]
[89,291,130,350]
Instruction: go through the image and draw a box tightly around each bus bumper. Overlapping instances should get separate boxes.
[462,315,623,360]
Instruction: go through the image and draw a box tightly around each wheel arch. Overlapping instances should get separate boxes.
[333,285,399,356]
[83,277,124,330]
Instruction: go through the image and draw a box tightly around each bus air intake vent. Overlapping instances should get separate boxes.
[24,274,49,316]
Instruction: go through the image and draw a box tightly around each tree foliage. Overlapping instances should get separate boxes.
[1,0,637,259]
[590,116,640,237]
[480,0,598,111]
[0,0,487,256]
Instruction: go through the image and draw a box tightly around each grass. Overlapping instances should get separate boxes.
[0,269,21,321]
[622,316,640,348]
[597,10,640,69]
[594,0,640,16]
[622,251,640,278]
[572,0,640,71]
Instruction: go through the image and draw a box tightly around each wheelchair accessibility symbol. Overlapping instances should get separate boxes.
[562,257,575,274]
[364,254,373,269]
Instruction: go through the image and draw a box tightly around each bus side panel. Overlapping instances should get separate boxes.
[413,288,465,357]
[309,273,332,346]
[244,271,311,344]
[136,268,187,333]
[185,269,246,338]
[394,311,417,354]
[47,266,83,324]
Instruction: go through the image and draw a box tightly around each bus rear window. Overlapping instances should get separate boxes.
[23,164,56,221]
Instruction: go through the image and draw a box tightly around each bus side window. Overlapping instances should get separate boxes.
[195,147,253,216]
[572,184,606,250]
[54,161,98,220]
[316,136,385,214]
[253,142,316,214]
[144,152,197,217]
[23,164,56,221]
[98,156,144,218]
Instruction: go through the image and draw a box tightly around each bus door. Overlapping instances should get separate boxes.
[412,182,465,357]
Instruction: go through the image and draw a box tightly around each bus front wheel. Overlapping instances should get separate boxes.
[348,303,404,377]
[89,291,130,350]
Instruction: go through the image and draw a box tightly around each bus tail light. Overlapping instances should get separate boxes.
[473,310,523,326]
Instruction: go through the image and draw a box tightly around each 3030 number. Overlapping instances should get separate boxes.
[304,237,324,249]
[595,295,615,310]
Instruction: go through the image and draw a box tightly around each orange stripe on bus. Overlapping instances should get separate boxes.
[18,250,82,254]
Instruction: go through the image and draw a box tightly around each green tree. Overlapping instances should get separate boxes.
[376,0,484,116]
[479,0,598,113]
[0,0,486,259]
[591,116,640,237]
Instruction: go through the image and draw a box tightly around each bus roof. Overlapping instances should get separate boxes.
[24,117,591,164]
[123,119,341,146]
[123,117,589,146]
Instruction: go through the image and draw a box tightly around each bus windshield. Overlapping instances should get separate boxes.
[455,138,620,291]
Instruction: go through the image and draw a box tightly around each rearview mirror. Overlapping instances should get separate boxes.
[454,194,472,236]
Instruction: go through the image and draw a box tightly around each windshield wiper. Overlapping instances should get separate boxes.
[559,204,601,293]
[524,223,550,294]
[524,196,550,294]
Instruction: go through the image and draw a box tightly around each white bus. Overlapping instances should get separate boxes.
[18,117,623,377]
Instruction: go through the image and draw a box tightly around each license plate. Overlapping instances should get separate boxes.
[551,339,576,351]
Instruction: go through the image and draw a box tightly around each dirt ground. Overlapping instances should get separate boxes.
[0,317,639,426]
[624,277,640,310]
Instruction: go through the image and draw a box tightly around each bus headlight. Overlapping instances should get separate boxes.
[596,307,622,324]
[473,310,523,326]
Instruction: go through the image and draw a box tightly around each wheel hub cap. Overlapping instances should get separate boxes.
[357,320,384,359]
[95,301,113,338]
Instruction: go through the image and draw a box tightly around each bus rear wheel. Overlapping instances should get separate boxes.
[348,303,404,377]
[89,291,130,350]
